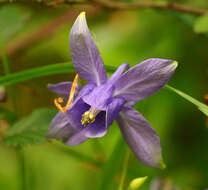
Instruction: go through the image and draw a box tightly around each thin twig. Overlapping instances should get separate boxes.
[1,0,207,60]
[1,0,206,15]
[0,8,98,59]
[59,0,208,16]
[4,10,77,58]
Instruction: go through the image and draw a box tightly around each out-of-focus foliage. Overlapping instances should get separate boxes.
[0,0,208,190]
[0,107,17,125]
[0,5,30,41]
[194,14,208,33]
[3,108,56,146]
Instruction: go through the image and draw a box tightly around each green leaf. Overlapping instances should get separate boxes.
[194,14,208,33]
[166,85,208,116]
[98,137,126,190]
[0,62,73,86]
[0,106,17,125]
[3,108,57,147]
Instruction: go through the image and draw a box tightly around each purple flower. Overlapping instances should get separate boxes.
[47,12,177,168]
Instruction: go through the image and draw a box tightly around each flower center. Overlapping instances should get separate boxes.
[81,107,100,126]
[54,74,79,114]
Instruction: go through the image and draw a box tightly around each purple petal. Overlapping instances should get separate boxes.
[68,112,107,140]
[69,12,107,85]
[125,101,136,107]
[48,82,72,96]
[83,83,114,110]
[114,58,177,101]
[66,82,96,108]
[66,98,90,131]
[117,107,164,168]
[84,111,107,138]
[48,81,82,102]
[108,63,129,84]
[106,97,125,127]
[66,130,88,146]
[47,111,77,140]
[57,83,96,131]
[47,83,97,144]
[78,82,96,98]
[66,98,108,138]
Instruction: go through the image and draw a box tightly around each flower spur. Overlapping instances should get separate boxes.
[47,12,177,168]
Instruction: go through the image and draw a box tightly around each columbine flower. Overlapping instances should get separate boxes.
[47,12,177,168]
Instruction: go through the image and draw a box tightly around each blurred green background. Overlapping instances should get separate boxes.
[0,0,208,189]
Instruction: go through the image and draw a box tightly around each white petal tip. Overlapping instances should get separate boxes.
[78,11,86,19]
[73,11,88,35]
[172,61,178,68]
[159,60,178,75]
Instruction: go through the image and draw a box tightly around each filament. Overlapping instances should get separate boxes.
[54,74,79,114]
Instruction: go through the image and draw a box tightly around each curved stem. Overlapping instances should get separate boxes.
[16,147,26,190]
[118,148,130,190]
[56,0,207,16]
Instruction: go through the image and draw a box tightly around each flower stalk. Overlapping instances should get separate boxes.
[118,148,130,190]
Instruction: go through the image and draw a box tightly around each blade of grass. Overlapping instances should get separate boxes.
[0,62,73,86]
[166,85,208,116]
[0,62,115,86]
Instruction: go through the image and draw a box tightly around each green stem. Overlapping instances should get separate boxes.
[118,148,130,190]
[0,32,10,74]
[0,32,17,112]
[0,32,23,189]
[16,147,26,190]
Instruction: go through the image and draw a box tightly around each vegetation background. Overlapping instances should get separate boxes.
[0,0,208,189]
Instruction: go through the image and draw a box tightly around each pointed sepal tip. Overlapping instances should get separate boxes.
[78,11,86,19]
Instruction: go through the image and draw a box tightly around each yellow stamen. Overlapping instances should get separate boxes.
[54,74,79,114]
[57,97,64,103]
[81,107,100,126]
[65,74,79,111]
[81,111,95,126]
